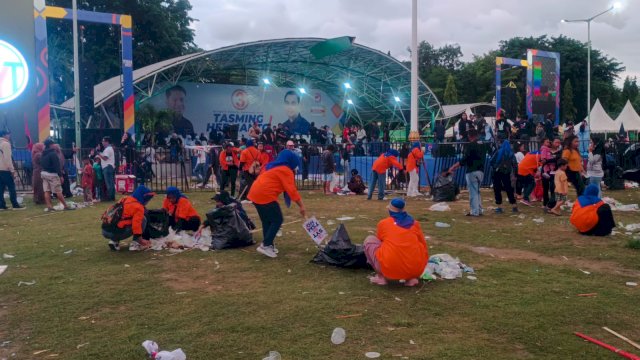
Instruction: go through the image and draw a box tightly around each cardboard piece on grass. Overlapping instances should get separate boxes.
[303,216,328,245]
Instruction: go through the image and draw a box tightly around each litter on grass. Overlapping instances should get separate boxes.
[151,228,210,252]
[365,352,381,358]
[434,222,451,228]
[429,202,451,212]
[533,218,545,223]
[0,265,7,276]
[2,254,14,259]
[262,351,281,360]
[602,197,639,212]
[336,216,355,221]
[331,327,346,345]
[626,282,638,287]
[422,253,474,280]
[142,340,186,360]
[17,280,36,286]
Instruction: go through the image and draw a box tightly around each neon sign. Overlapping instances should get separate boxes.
[0,40,29,104]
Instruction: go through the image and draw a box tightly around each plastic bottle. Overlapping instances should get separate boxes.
[263,351,281,360]
[331,327,346,345]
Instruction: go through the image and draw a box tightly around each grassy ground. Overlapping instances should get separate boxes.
[1,187,639,359]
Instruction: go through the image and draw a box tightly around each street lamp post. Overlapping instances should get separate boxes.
[408,0,420,142]
[561,2,621,127]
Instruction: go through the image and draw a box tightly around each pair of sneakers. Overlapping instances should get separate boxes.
[108,240,151,252]
[256,243,279,258]
[0,205,25,211]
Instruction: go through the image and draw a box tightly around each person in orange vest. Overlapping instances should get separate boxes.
[258,142,274,173]
[218,142,240,197]
[238,139,262,201]
[162,186,201,233]
[363,198,429,286]
[248,149,307,258]
[517,151,540,206]
[570,184,615,236]
[406,142,424,197]
[102,185,156,252]
[367,149,402,201]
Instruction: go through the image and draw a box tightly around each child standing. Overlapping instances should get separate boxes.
[81,157,94,204]
[93,156,104,201]
[549,159,569,216]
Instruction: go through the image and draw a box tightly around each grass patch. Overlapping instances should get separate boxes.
[0,188,639,358]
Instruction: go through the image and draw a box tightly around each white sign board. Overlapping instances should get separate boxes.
[303,216,328,245]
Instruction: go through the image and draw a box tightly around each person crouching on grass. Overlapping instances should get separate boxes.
[248,149,307,258]
[162,186,201,233]
[363,198,429,287]
[102,185,155,251]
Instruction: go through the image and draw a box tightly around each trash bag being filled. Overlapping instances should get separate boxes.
[146,209,170,239]
[206,203,255,250]
[311,224,371,269]
[431,172,459,202]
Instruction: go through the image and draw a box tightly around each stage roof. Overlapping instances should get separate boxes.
[60,37,442,125]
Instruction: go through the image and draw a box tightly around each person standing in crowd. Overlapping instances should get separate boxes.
[490,140,518,214]
[363,198,428,287]
[406,142,423,197]
[120,132,135,173]
[321,144,336,195]
[325,125,335,145]
[563,121,575,140]
[81,157,94,204]
[517,150,540,207]
[238,139,261,201]
[102,185,155,251]
[31,142,46,205]
[248,149,307,258]
[261,125,275,145]
[257,142,271,173]
[248,122,262,142]
[218,142,240,197]
[535,123,545,142]
[587,137,605,198]
[98,136,116,201]
[367,149,402,201]
[162,186,201,233]
[40,139,74,212]
[570,184,615,236]
[168,132,183,163]
[191,140,208,183]
[562,135,585,196]
[0,130,25,210]
[515,142,526,164]
[548,159,569,216]
[544,113,555,140]
[449,129,486,216]
[93,156,104,201]
[540,138,560,210]
[434,120,445,143]
[458,113,471,141]
[495,112,511,140]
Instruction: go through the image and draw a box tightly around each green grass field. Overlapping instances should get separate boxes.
[1,188,639,359]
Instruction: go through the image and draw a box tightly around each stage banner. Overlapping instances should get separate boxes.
[148,83,344,138]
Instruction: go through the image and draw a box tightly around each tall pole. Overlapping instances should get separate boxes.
[587,20,591,127]
[72,0,82,152]
[409,0,420,142]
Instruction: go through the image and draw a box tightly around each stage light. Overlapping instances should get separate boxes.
[262,78,270,85]
[394,96,401,102]
[347,99,353,105]
[343,82,352,89]
[299,88,306,94]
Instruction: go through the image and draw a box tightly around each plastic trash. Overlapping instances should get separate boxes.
[532,218,545,224]
[17,280,36,286]
[429,202,451,212]
[626,282,638,287]
[467,276,477,281]
[434,222,451,228]
[262,351,281,360]
[142,340,186,360]
[624,223,640,232]
[0,265,7,276]
[2,254,14,259]
[336,216,355,221]
[365,352,381,358]
[331,327,346,345]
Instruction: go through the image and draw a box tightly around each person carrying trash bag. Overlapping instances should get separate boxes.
[570,184,615,236]
[162,186,201,233]
[363,198,429,286]
[248,149,307,258]
[101,185,156,251]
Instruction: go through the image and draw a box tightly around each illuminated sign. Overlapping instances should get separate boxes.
[0,40,29,104]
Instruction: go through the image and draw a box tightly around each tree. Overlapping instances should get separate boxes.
[562,80,577,122]
[443,74,458,105]
[622,76,639,103]
[137,104,174,146]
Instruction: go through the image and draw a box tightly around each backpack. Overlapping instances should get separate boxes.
[101,198,126,231]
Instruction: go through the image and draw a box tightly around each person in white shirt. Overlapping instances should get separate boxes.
[0,130,25,210]
[192,141,208,182]
[99,136,116,201]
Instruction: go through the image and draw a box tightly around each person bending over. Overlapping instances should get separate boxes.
[162,186,201,232]
[367,149,402,201]
[102,185,155,251]
[364,198,429,287]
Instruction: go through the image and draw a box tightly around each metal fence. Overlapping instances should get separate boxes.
[11,138,640,195]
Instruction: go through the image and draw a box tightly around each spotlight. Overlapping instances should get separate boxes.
[299,88,306,94]
[262,78,270,85]
[394,96,401,102]
[343,82,352,89]
[347,99,353,105]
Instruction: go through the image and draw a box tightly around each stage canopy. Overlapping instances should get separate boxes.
[59,37,443,126]
[587,99,619,133]
[615,100,640,131]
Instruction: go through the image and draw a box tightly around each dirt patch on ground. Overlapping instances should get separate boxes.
[434,240,640,278]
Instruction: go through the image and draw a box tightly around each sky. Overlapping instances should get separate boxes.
[189,0,638,87]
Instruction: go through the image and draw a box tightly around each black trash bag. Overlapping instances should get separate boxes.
[206,203,254,250]
[431,173,459,202]
[623,168,640,183]
[605,166,625,190]
[146,209,170,239]
[311,224,371,269]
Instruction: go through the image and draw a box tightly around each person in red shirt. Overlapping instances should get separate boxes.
[81,157,94,204]
[102,185,155,251]
[364,198,428,286]
[162,186,201,232]
[238,139,261,201]
[367,149,402,201]
[218,142,240,197]
[248,149,306,258]
[406,142,424,197]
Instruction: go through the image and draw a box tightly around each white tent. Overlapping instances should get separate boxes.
[587,99,619,133]
[615,100,640,131]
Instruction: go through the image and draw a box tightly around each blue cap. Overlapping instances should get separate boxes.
[390,197,405,210]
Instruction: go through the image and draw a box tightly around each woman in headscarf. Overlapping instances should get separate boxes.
[162,186,201,232]
[367,149,402,201]
[363,198,429,286]
[490,139,518,213]
[102,185,156,251]
[406,142,424,197]
[31,143,46,204]
[248,149,307,258]
[570,184,615,236]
